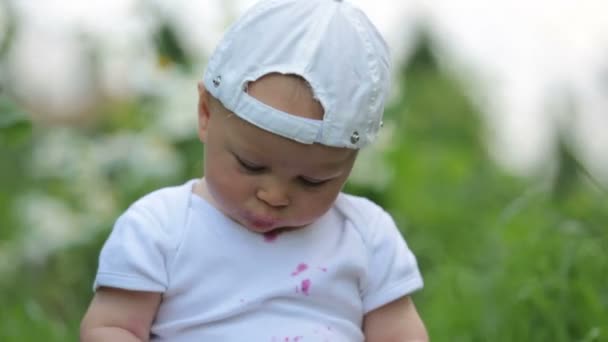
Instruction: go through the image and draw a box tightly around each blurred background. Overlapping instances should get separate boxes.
[1,0,607,341]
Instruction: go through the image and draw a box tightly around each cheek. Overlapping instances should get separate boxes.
[205,159,251,206]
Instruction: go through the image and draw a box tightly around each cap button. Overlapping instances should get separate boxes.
[212,75,222,88]
[350,131,360,144]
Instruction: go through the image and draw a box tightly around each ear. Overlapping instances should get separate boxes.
[197,82,211,143]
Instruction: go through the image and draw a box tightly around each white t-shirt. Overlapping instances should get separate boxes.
[94,180,423,341]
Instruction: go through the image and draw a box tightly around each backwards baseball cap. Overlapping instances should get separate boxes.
[203,0,391,149]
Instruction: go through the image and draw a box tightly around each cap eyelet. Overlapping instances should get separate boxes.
[212,75,222,88]
[350,131,360,144]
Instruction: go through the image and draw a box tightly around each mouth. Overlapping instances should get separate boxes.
[245,213,279,232]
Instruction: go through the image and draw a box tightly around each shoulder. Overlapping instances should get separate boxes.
[333,192,389,226]
[127,180,195,219]
[333,194,424,312]
[334,191,383,213]
[116,179,196,244]
[129,180,194,215]
[332,192,394,242]
[95,181,197,292]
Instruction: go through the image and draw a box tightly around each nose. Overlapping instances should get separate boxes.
[256,182,290,208]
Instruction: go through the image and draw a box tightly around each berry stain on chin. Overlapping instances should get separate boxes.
[263,230,280,242]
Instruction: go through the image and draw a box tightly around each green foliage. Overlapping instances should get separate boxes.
[1,32,606,342]
[358,36,607,341]
[154,22,192,72]
[0,95,32,242]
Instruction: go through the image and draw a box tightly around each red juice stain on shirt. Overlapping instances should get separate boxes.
[301,279,311,295]
[263,230,279,242]
[282,337,303,342]
[291,263,309,276]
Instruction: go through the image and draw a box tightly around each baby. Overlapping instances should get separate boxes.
[81,0,427,341]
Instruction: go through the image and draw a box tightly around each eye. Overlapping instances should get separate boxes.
[235,156,265,173]
[299,176,329,187]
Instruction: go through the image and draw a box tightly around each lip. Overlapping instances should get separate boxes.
[245,213,279,231]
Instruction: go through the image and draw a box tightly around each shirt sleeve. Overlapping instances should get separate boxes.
[94,202,175,292]
[361,208,423,313]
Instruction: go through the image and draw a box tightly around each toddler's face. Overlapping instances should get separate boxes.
[196,75,357,233]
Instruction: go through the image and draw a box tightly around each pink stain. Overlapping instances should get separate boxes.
[263,231,279,242]
[294,337,303,341]
[291,263,309,276]
[318,267,327,272]
[301,279,311,296]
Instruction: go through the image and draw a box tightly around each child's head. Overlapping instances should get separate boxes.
[196,0,390,233]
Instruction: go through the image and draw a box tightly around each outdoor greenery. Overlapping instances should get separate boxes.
[0,23,607,342]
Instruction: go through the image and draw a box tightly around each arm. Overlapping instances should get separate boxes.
[363,295,428,342]
[80,287,162,342]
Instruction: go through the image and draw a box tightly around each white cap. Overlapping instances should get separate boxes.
[203,0,391,149]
